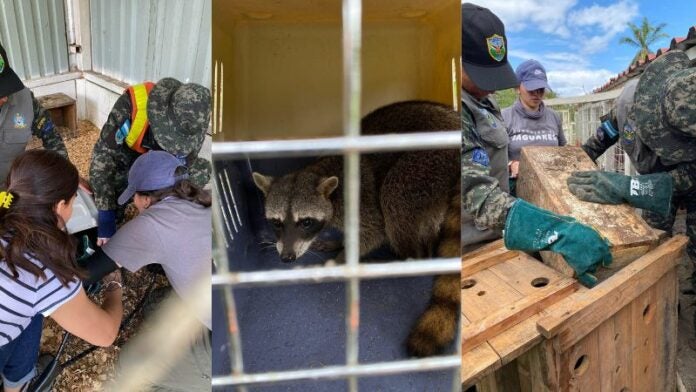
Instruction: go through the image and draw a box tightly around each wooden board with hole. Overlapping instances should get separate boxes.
[461,243,578,387]
[516,146,660,281]
[513,235,685,392]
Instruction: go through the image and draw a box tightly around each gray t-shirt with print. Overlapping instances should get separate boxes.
[103,197,211,329]
[502,101,567,161]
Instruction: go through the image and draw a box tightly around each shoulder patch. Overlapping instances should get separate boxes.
[471,147,490,167]
[13,113,27,129]
[622,123,635,144]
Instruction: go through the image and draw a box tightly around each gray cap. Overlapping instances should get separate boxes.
[515,59,551,92]
[631,50,696,165]
[117,150,188,205]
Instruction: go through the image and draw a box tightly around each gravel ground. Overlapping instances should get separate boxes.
[29,121,171,391]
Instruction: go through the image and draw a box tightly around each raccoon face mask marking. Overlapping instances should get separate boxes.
[253,172,336,262]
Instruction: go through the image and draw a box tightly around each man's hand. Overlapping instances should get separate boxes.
[509,160,520,178]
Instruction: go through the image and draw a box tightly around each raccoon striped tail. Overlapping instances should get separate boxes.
[407,191,460,357]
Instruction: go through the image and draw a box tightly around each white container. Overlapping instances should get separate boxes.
[66,187,98,234]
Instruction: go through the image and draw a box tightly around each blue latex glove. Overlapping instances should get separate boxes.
[97,209,117,239]
[504,200,612,287]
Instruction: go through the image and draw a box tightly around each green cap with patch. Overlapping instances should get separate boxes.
[631,50,696,165]
[0,42,25,98]
[147,77,211,157]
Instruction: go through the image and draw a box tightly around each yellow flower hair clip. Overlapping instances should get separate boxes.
[0,191,14,209]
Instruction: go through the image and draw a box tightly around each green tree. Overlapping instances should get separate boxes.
[619,17,669,65]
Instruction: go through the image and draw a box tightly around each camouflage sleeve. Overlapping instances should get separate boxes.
[189,156,212,188]
[581,130,615,162]
[669,162,696,195]
[461,109,516,230]
[89,93,133,211]
[31,94,68,159]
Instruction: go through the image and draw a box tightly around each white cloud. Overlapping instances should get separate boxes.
[472,0,640,55]
[569,0,639,34]
[569,0,639,53]
[467,0,642,96]
[547,69,615,96]
[481,0,577,37]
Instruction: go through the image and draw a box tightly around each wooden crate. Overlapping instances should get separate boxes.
[461,240,580,386]
[516,146,660,281]
[37,93,77,134]
[462,235,687,391]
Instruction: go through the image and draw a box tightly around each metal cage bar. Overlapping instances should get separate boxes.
[342,0,362,389]
[212,0,462,389]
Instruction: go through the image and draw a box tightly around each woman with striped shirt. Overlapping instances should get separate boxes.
[0,150,123,391]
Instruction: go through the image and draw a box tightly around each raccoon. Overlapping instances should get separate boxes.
[252,100,461,357]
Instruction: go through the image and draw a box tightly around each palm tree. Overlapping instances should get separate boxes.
[619,17,669,65]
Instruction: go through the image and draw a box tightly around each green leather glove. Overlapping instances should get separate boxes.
[504,200,612,287]
[567,171,672,216]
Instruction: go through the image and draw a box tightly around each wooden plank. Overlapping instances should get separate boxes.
[488,309,547,366]
[560,329,601,391]
[655,268,678,392]
[462,243,517,278]
[462,269,523,321]
[462,341,502,388]
[37,92,76,109]
[488,253,566,296]
[517,340,559,392]
[536,235,687,351]
[517,146,660,279]
[477,361,521,392]
[462,239,506,260]
[606,302,633,392]
[596,312,616,392]
[462,314,503,387]
[630,284,657,391]
[462,278,578,352]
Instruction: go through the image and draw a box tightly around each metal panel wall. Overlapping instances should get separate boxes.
[90,0,211,87]
[0,0,70,80]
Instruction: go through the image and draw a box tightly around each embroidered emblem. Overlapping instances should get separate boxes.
[622,122,635,144]
[471,147,490,167]
[479,108,498,128]
[13,113,26,129]
[116,119,131,145]
[486,34,506,62]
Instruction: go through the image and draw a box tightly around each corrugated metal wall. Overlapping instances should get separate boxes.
[0,0,70,80]
[90,0,211,87]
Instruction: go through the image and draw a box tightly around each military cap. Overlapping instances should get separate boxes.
[631,50,696,164]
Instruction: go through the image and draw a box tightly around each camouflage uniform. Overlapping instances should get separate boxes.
[29,92,68,157]
[581,51,696,262]
[461,90,516,252]
[89,79,211,213]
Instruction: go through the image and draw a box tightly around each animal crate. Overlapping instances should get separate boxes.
[516,145,661,281]
[462,235,687,391]
[36,93,77,134]
[215,0,460,141]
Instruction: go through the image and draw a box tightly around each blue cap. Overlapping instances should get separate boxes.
[117,151,189,205]
[515,59,551,92]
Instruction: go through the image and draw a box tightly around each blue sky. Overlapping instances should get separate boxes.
[477,0,696,96]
